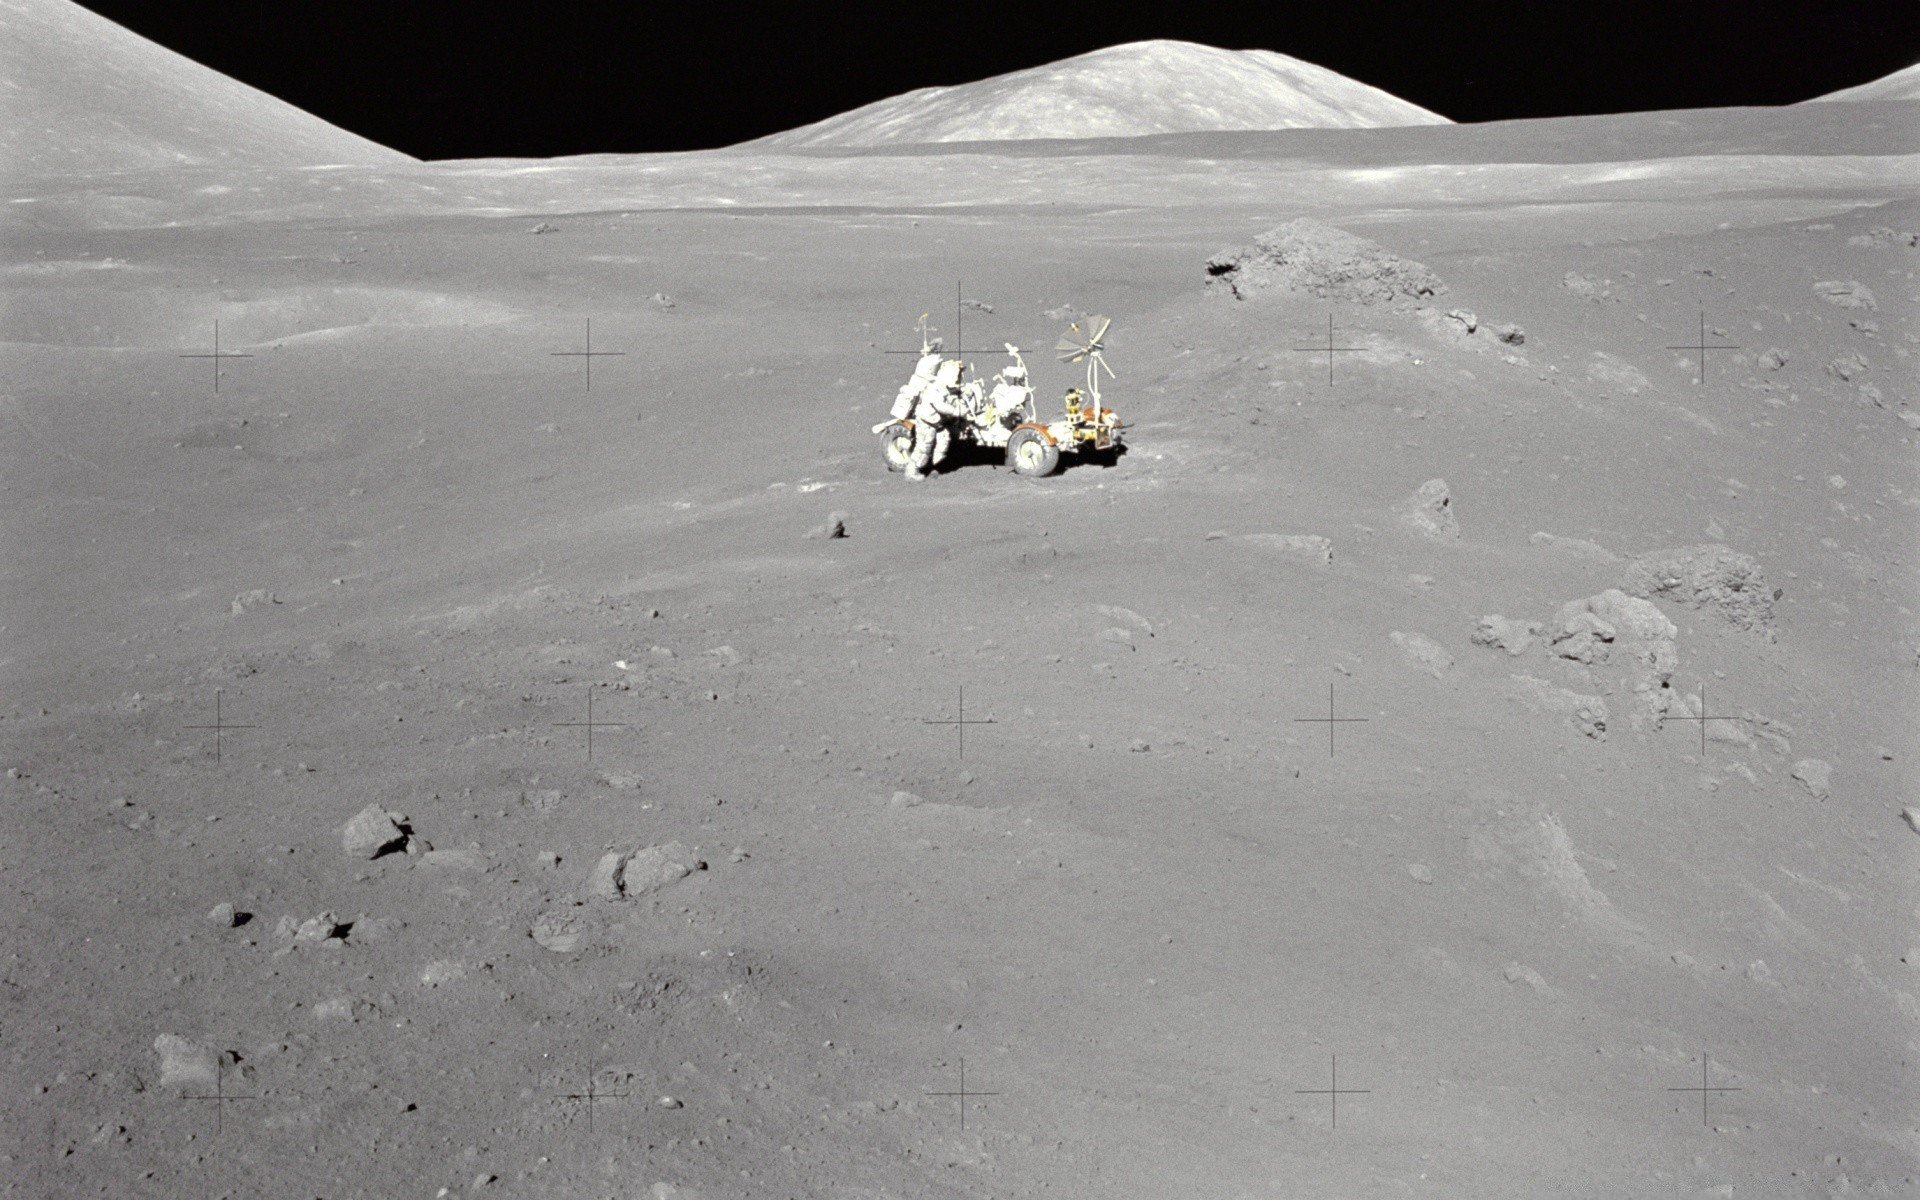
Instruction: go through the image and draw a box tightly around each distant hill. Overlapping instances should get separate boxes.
[751,40,1450,150]
[0,0,411,176]
[1804,62,1920,103]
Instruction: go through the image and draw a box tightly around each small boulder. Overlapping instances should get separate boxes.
[1812,280,1876,310]
[341,804,408,859]
[1400,479,1458,541]
[206,902,239,928]
[153,1035,217,1089]
[623,842,703,895]
[589,842,705,900]
[230,589,280,616]
[889,790,925,809]
[1240,533,1334,564]
[1472,615,1539,656]
[1789,758,1832,800]
[1389,630,1454,678]
[1529,531,1619,562]
[1492,323,1525,346]
[804,512,848,540]
[1503,962,1555,999]
[530,911,586,953]
[1619,544,1775,640]
[585,852,626,900]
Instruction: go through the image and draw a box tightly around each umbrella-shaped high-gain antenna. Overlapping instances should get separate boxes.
[1055,315,1115,405]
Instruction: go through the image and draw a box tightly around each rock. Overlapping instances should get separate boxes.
[1389,630,1454,678]
[419,960,467,986]
[1529,531,1619,562]
[153,1034,217,1089]
[1619,544,1775,640]
[1812,280,1876,310]
[599,770,642,790]
[1828,351,1869,381]
[588,841,705,899]
[530,222,558,234]
[804,512,848,540]
[705,645,742,667]
[1204,217,1446,307]
[1560,271,1603,300]
[1508,675,1609,739]
[1548,590,1678,723]
[1408,863,1434,884]
[648,292,675,309]
[230,589,280,615]
[312,996,361,1022]
[206,902,238,928]
[1096,605,1154,637]
[1503,962,1555,999]
[421,847,484,871]
[296,912,343,941]
[1900,808,1920,835]
[1472,615,1540,656]
[1492,323,1525,345]
[1444,308,1478,334]
[1789,758,1832,800]
[1759,347,1789,371]
[1399,478,1458,541]
[889,790,925,809]
[1128,739,1150,753]
[585,852,626,900]
[530,911,586,953]
[1239,533,1334,563]
[341,804,409,859]
[1099,627,1135,649]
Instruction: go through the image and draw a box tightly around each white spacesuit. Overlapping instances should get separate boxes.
[893,353,967,480]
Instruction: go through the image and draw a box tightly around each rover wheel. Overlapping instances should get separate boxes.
[1006,428,1061,477]
[879,422,914,472]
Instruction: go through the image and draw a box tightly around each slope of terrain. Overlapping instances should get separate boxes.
[751,39,1449,149]
[0,0,410,175]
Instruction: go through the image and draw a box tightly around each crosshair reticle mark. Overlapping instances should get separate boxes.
[1666,1050,1741,1127]
[1666,308,1741,385]
[1294,1053,1371,1129]
[549,318,626,392]
[1293,682,1369,758]
[179,320,253,394]
[180,1058,257,1136]
[554,1057,630,1135]
[552,686,627,761]
[184,689,257,763]
[921,685,996,759]
[1664,682,1749,756]
[1290,313,1366,386]
[880,282,1006,360]
[925,1057,1000,1131]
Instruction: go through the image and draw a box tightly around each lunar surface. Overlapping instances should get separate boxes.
[4,2,1918,1197]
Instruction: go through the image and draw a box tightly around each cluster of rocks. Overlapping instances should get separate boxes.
[1205,218,1446,307]
[1617,543,1776,641]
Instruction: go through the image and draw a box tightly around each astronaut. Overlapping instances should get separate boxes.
[891,344,967,481]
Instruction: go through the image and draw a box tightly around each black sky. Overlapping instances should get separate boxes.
[79,1,1920,160]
